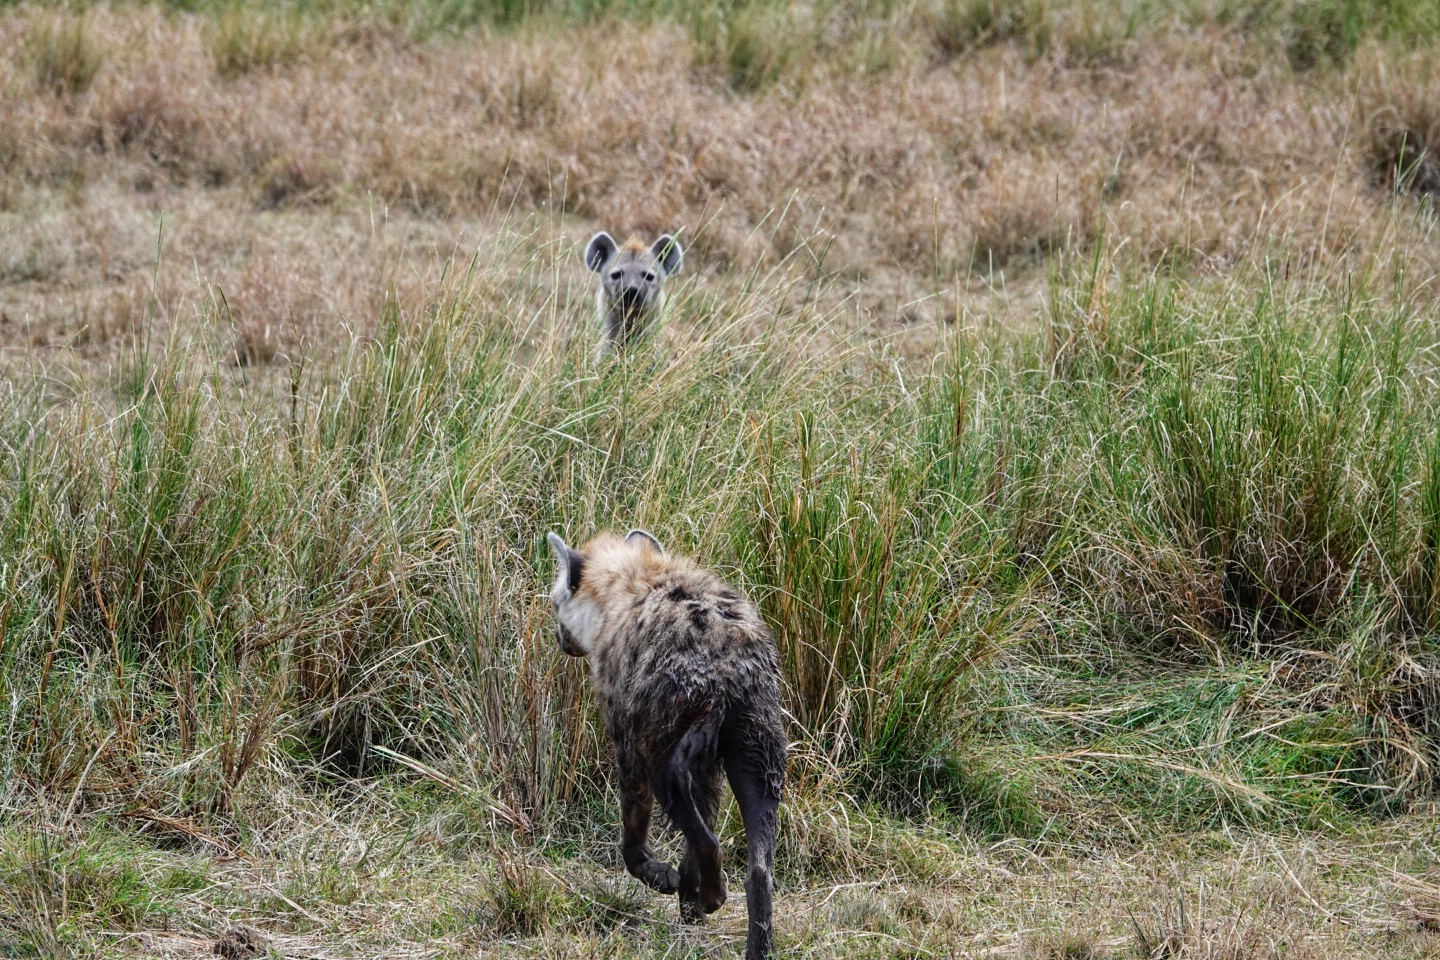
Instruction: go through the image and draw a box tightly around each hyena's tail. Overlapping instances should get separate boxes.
[655,716,726,920]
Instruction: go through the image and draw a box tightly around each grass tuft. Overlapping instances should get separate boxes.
[205,2,321,79]
[926,0,1036,59]
[28,13,104,97]
[690,2,809,92]
[1356,46,1440,195]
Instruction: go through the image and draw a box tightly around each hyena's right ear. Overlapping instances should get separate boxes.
[584,232,618,273]
[625,529,665,554]
[547,532,585,596]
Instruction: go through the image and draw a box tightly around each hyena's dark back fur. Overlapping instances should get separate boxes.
[596,565,783,782]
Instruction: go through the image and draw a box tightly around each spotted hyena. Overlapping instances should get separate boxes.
[583,232,683,358]
[546,529,785,960]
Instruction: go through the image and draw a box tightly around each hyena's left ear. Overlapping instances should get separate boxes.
[547,532,585,595]
[625,529,665,554]
[650,235,683,276]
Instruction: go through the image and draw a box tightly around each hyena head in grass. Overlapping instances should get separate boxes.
[583,232,683,358]
[545,529,785,960]
[545,530,663,658]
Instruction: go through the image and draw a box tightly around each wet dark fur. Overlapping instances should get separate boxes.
[553,534,785,960]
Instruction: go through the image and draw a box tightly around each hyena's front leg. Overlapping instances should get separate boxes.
[619,774,679,894]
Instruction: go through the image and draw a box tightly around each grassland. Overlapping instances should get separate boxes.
[2,0,1440,957]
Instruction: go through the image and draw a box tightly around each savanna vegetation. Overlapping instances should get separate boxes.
[2,0,1440,956]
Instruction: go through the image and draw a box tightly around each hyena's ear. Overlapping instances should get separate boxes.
[650,235,683,276]
[584,232,618,273]
[625,529,665,555]
[547,532,585,595]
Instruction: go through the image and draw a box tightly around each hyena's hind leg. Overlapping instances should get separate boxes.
[619,770,679,894]
[724,726,784,960]
[655,719,726,922]
[676,765,725,923]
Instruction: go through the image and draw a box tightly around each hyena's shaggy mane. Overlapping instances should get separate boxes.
[572,532,744,603]
[567,532,673,606]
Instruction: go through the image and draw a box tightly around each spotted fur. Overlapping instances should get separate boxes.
[546,529,785,960]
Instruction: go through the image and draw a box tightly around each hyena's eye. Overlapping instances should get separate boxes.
[643,272,656,283]
[610,270,623,281]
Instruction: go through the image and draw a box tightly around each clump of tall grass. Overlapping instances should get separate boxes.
[204,2,322,78]
[3,220,1440,859]
[742,386,1037,798]
[1356,46,1440,196]
[27,12,104,97]
[1035,255,1440,803]
[926,0,1036,58]
[689,2,811,92]
[1144,298,1406,641]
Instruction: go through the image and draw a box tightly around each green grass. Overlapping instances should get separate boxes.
[2,226,1438,839]
[1,219,1440,953]
[204,2,321,77]
[0,823,209,954]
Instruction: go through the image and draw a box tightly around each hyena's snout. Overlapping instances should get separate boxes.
[619,286,647,311]
[555,624,585,657]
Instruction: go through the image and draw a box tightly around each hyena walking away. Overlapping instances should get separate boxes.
[583,231,683,358]
[546,529,785,960]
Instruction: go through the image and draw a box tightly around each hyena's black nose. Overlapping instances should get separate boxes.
[556,625,583,657]
[620,287,645,310]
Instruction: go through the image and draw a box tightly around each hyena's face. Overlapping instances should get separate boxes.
[545,530,666,657]
[584,232,683,317]
[547,532,596,657]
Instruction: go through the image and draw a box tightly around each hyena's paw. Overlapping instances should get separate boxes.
[633,859,680,894]
[699,877,726,915]
[679,875,726,923]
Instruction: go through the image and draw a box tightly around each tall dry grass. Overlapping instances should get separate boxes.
[0,1,1436,345]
